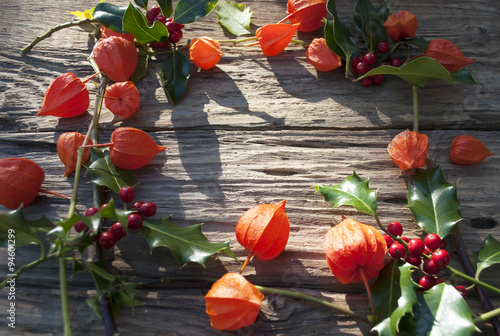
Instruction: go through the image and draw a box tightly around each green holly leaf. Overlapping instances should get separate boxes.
[474,234,500,279]
[134,0,148,10]
[361,57,455,87]
[399,284,479,335]
[0,207,53,250]
[451,68,478,85]
[174,0,219,25]
[158,0,173,18]
[130,53,149,83]
[314,171,377,216]
[94,2,128,33]
[123,3,169,44]
[88,148,135,194]
[324,0,357,64]
[371,260,418,335]
[160,50,191,105]
[353,0,389,53]
[216,0,252,36]
[141,216,237,267]
[407,166,461,238]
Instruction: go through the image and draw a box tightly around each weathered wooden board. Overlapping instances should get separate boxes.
[1,0,500,335]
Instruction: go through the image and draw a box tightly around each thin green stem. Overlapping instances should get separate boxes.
[21,18,97,55]
[59,256,72,336]
[473,307,500,325]
[359,268,376,325]
[412,85,419,132]
[254,285,371,325]
[218,36,257,44]
[446,266,500,296]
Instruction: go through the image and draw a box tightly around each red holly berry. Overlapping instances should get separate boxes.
[408,238,425,255]
[390,58,403,67]
[424,233,441,250]
[119,186,135,203]
[389,242,406,258]
[98,232,116,249]
[132,201,144,211]
[432,249,450,268]
[422,258,441,274]
[419,275,436,291]
[382,234,393,247]
[361,77,373,87]
[404,254,421,266]
[356,61,370,75]
[387,221,403,236]
[109,222,127,241]
[146,5,161,22]
[74,220,89,233]
[140,202,157,217]
[456,285,468,299]
[128,213,143,230]
[85,207,99,217]
[363,53,377,66]
[377,41,390,54]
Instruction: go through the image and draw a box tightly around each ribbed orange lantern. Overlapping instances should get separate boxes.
[255,23,299,56]
[189,36,224,70]
[100,26,135,44]
[57,132,92,177]
[383,10,418,42]
[285,0,327,32]
[235,200,289,272]
[306,38,342,72]
[425,39,475,73]
[104,81,141,119]
[449,134,494,165]
[324,218,387,284]
[0,158,45,209]
[205,273,264,331]
[387,129,429,171]
[92,36,138,82]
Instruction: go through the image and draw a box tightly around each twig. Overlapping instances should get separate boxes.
[20,18,97,55]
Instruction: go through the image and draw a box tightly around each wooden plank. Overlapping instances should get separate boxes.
[1,0,500,334]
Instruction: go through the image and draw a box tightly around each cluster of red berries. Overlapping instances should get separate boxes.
[146,5,184,48]
[351,42,403,88]
[73,186,158,250]
[382,221,467,297]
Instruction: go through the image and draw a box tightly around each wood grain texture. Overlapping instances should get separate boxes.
[0,0,499,335]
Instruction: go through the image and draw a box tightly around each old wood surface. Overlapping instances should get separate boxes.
[1,0,500,335]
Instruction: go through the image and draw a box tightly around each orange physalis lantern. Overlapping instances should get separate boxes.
[383,10,418,42]
[306,38,342,72]
[324,218,387,284]
[92,36,138,82]
[255,23,299,56]
[189,36,224,70]
[57,132,92,177]
[449,134,494,165]
[0,158,45,209]
[284,0,327,32]
[425,39,475,73]
[205,272,264,331]
[101,26,135,44]
[37,72,89,118]
[104,81,141,119]
[235,200,289,272]
[109,127,167,170]
[387,129,429,171]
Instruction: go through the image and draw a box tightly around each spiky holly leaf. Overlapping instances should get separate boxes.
[314,171,377,216]
[399,284,479,335]
[141,216,237,267]
[406,166,461,238]
[353,0,389,53]
[88,148,135,194]
[160,50,191,105]
[216,0,253,36]
[0,206,53,249]
[372,260,418,335]
[474,234,500,279]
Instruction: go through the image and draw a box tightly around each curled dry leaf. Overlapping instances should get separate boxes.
[425,39,475,73]
[255,23,299,56]
[235,200,289,271]
[92,36,138,82]
[110,127,167,170]
[285,0,327,32]
[37,72,89,118]
[189,36,224,70]
[105,81,141,119]
[324,218,387,284]
[387,129,429,171]
[383,10,418,42]
[57,132,92,177]
[0,158,45,209]
[449,134,494,165]
[306,38,342,72]
[100,26,135,44]
[205,272,264,331]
